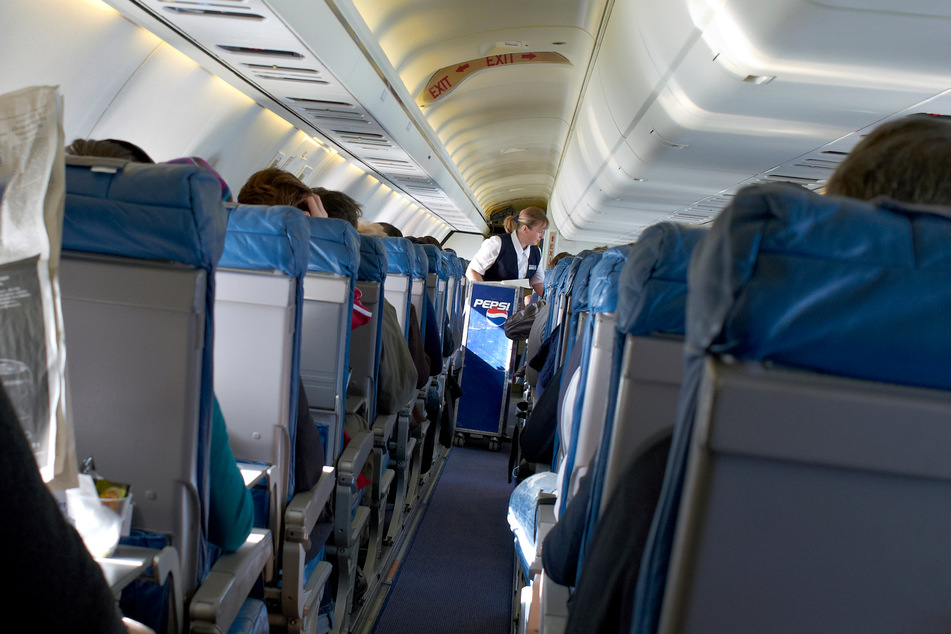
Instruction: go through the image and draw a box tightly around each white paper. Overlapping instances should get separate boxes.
[0,85,72,485]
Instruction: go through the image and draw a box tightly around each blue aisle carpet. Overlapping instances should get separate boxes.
[373,443,514,633]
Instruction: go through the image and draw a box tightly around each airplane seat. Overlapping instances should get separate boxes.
[404,242,434,498]
[378,237,415,339]
[420,244,450,463]
[639,183,951,633]
[553,222,704,634]
[60,157,272,634]
[212,205,323,632]
[348,235,397,585]
[297,216,372,634]
[376,236,420,546]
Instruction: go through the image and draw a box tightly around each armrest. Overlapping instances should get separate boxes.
[373,412,398,446]
[338,430,373,484]
[284,467,335,544]
[346,392,367,416]
[190,528,273,633]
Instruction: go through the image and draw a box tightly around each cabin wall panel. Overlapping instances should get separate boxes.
[0,0,159,141]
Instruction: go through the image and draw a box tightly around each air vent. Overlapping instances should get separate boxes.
[242,64,319,74]
[217,45,303,59]
[765,174,820,184]
[164,7,263,19]
[303,110,367,121]
[254,73,328,84]
[160,0,248,4]
[335,131,393,148]
[820,150,850,156]
[288,98,355,108]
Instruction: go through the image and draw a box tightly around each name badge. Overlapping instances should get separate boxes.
[528,264,537,271]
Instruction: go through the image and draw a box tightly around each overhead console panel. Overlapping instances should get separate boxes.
[551,0,951,243]
[106,0,488,234]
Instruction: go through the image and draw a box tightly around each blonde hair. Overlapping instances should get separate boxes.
[503,206,548,234]
[358,222,387,236]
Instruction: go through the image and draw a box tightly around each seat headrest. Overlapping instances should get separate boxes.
[305,217,360,279]
[357,235,388,283]
[218,205,310,278]
[422,244,449,279]
[63,160,227,271]
[589,245,633,315]
[617,222,707,336]
[379,236,415,276]
[690,182,951,390]
[571,252,604,314]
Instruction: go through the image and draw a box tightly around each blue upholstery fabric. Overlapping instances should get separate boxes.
[218,206,310,278]
[589,246,633,315]
[439,250,458,278]
[357,236,388,283]
[616,222,707,337]
[632,183,951,633]
[219,205,310,497]
[570,252,604,315]
[62,160,227,269]
[379,237,414,275]
[227,598,269,634]
[422,244,449,279]
[410,243,429,280]
[306,217,360,279]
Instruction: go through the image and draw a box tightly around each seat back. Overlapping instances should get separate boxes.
[409,243,429,335]
[422,244,449,346]
[350,236,388,423]
[379,237,414,340]
[213,205,309,538]
[299,218,360,461]
[60,158,227,594]
[635,183,951,633]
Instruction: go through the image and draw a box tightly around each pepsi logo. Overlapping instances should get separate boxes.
[485,306,508,324]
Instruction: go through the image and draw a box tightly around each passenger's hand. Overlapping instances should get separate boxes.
[305,193,328,218]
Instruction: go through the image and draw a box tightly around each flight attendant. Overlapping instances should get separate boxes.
[467,206,549,297]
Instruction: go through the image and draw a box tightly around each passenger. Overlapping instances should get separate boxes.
[0,382,153,633]
[357,221,387,236]
[237,168,327,218]
[466,206,548,297]
[66,138,155,163]
[824,113,951,205]
[355,224,418,416]
[561,112,951,634]
[412,235,442,249]
[311,187,362,227]
[376,222,403,237]
[164,157,233,202]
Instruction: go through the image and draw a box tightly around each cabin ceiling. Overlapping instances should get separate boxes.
[108,0,951,244]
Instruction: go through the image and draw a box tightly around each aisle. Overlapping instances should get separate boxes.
[372,442,514,633]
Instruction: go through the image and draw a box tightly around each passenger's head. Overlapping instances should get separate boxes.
[549,251,572,266]
[311,187,362,228]
[414,236,442,249]
[66,138,154,163]
[376,222,403,237]
[504,206,549,246]
[237,168,326,217]
[358,222,387,236]
[825,113,951,206]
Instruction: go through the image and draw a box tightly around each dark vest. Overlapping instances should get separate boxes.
[484,233,541,281]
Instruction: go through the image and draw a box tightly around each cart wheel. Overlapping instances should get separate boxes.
[488,438,501,452]
[453,432,466,447]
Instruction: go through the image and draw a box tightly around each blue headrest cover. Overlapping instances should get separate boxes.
[439,250,458,278]
[305,217,360,279]
[357,235,388,283]
[422,244,449,279]
[617,222,706,336]
[380,237,414,275]
[547,258,574,294]
[689,182,951,390]
[571,252,604,313]
[218,205,310,278]
[589,245,633,314]
[63,161,227,271]
[410,243,429,280]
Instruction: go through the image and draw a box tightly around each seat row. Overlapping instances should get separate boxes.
[512,181,951,633]
[59,156,467,633]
